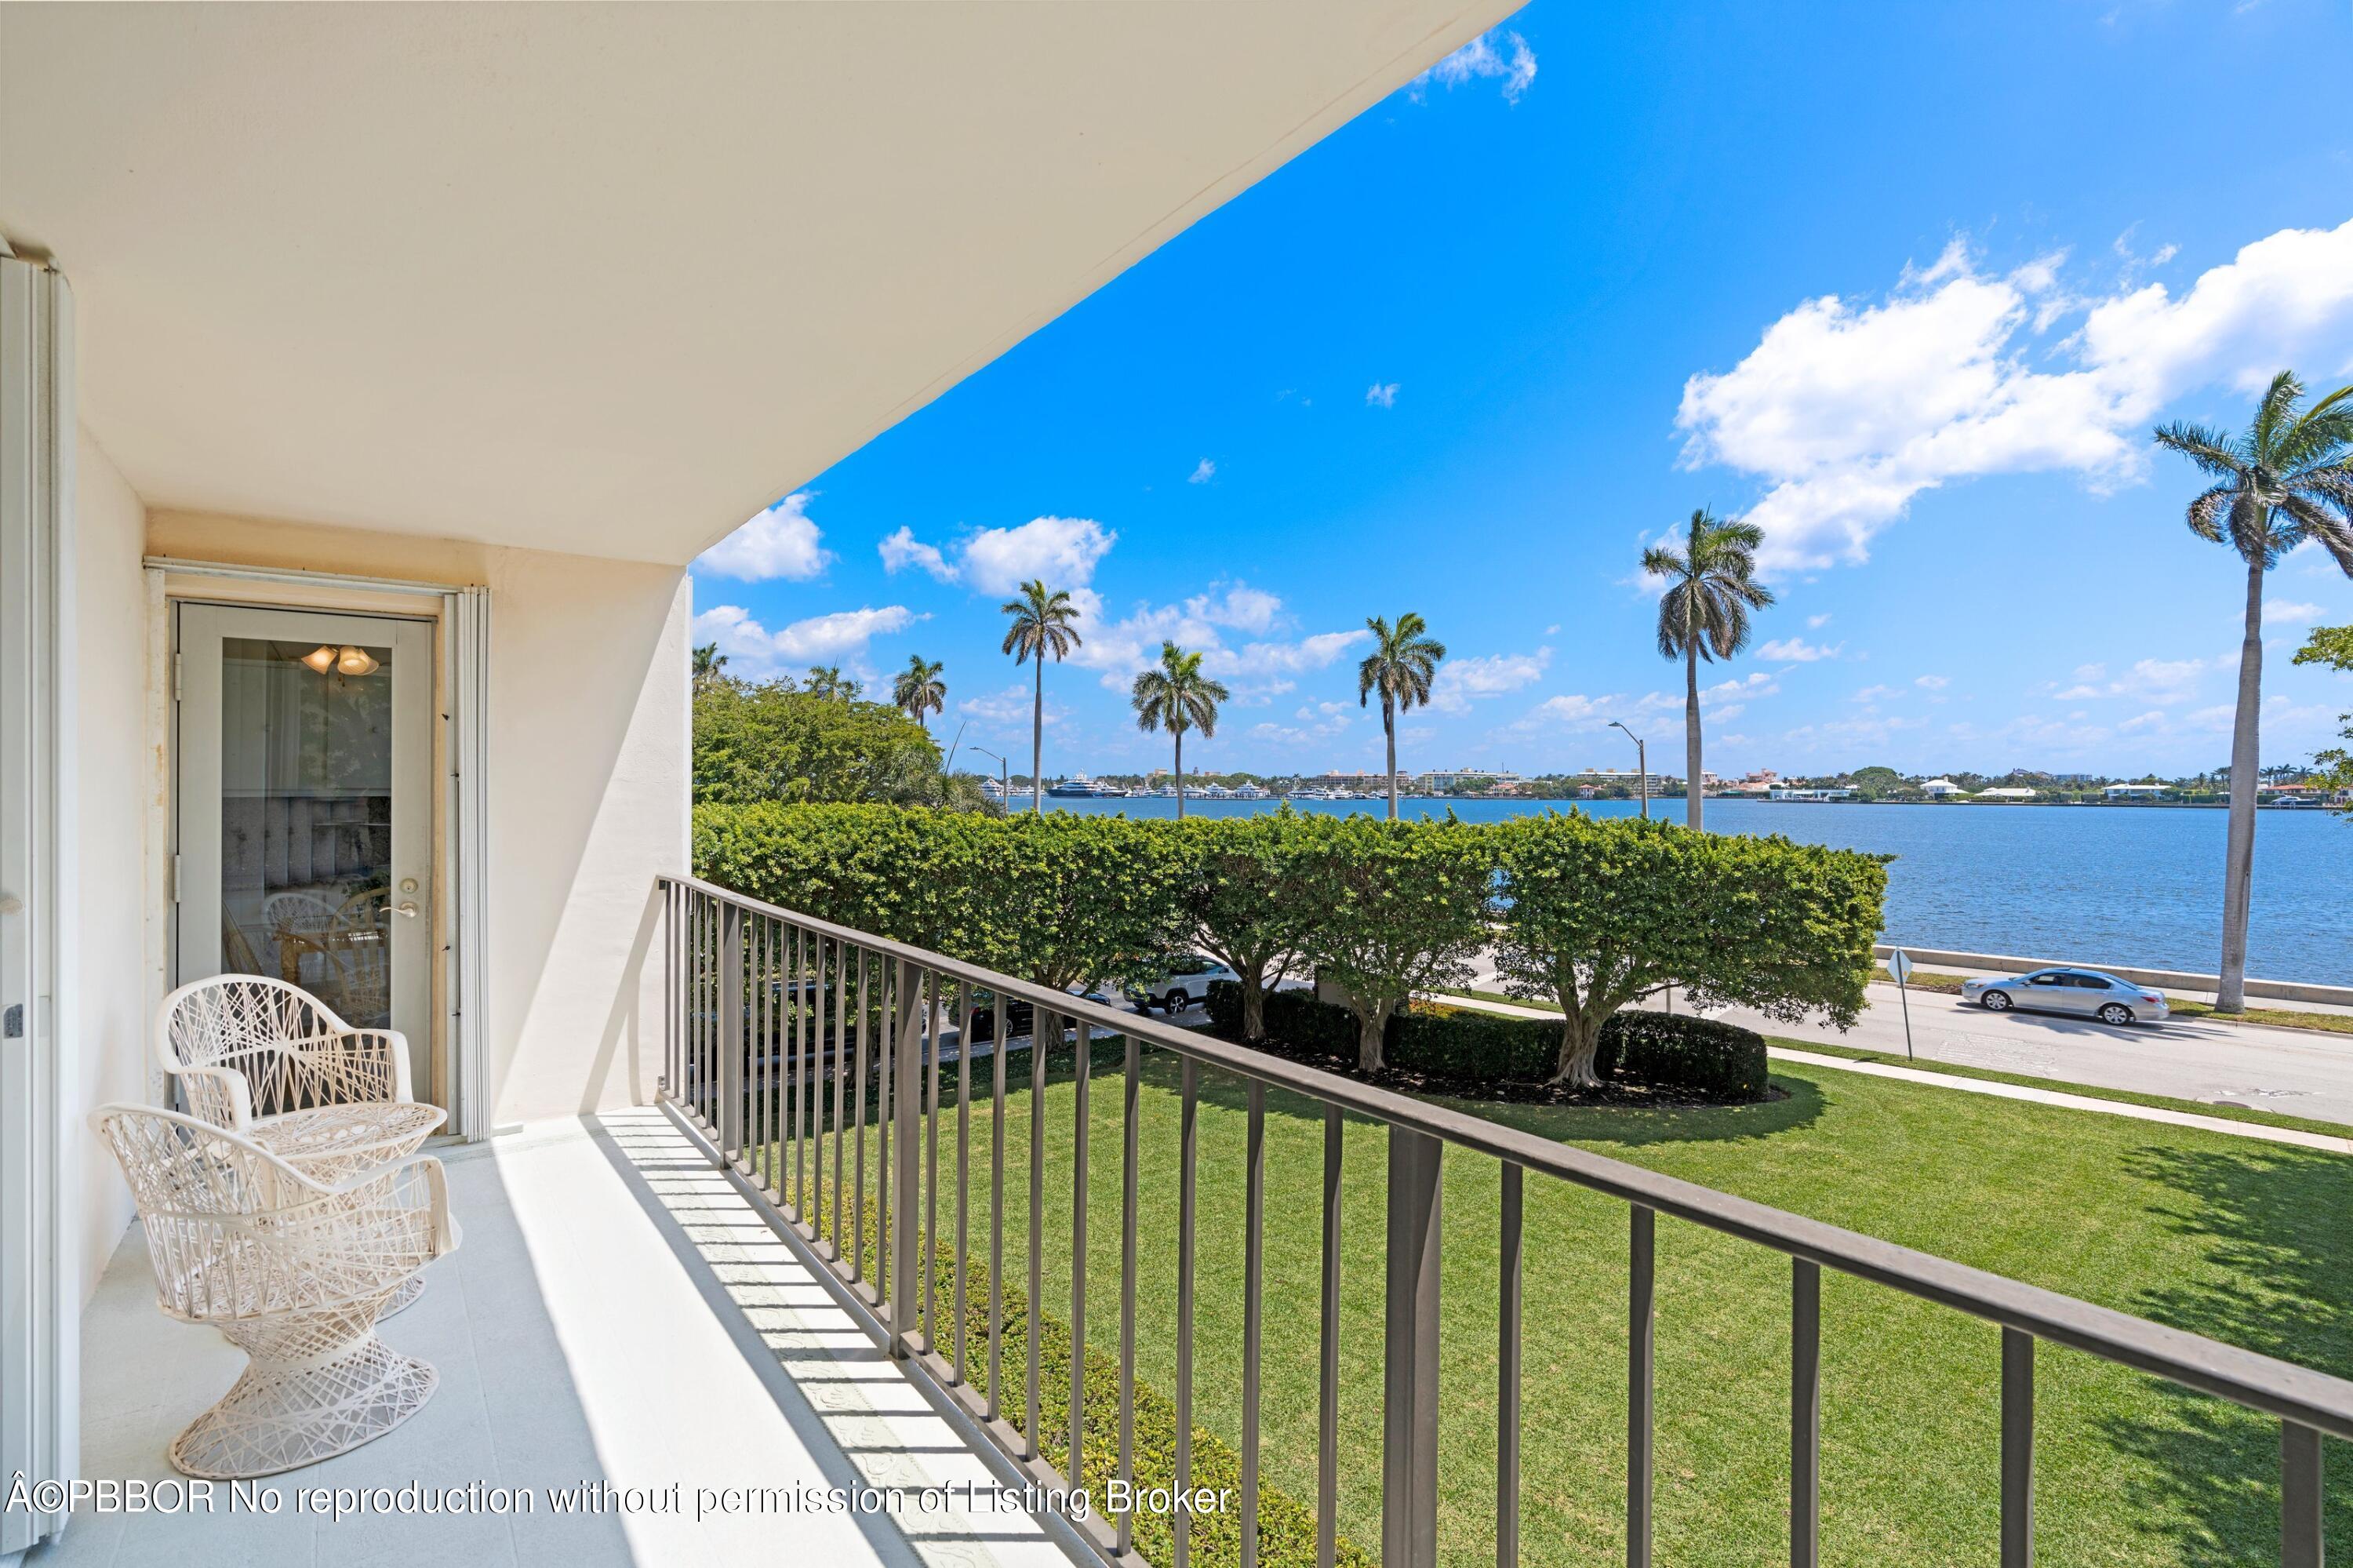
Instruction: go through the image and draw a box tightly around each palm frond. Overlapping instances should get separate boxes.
[2152,421,2248,478]
[2184,482,2234,544]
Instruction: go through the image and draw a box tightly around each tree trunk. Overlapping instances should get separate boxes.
[1550,1008,1605,1088]
[1241,976,1267,1043]
[1031,656,1044,813]
[1357,999,1394,1072]
[1175,728,1185,820]
[1685,640,1703,831]
[2218,556,2265,1012]
[1384,699,1399,822]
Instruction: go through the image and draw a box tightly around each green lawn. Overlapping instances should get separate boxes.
[882,1039,2350,1568]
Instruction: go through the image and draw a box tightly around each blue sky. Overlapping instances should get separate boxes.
[691,0,2353,781]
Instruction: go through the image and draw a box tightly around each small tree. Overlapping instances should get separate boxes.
[1174,811,1337,1042]
[2295,624,2353,818]
[1296,817,1492,1071]
[1491,813,1882,1085]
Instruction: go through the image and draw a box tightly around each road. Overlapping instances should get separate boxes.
[1714,981,2353,1127]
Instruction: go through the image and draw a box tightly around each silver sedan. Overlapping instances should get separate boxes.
[1962,968,2169,1026]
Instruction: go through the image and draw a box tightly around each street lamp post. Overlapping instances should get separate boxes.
[1608,720,1648,819]
[969,745,1010,809]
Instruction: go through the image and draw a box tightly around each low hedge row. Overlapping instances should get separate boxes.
[1206,981,1769,1101]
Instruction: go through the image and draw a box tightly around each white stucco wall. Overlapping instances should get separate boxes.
[70,427,151,1304]
[143,511,689,1133]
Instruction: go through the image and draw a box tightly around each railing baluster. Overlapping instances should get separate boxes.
[926,967,941,1348]
[1071,1014,1092,1491]
[1792,1258,1821,1568]
[1243,1079,1267,1568]
[987,971,1007,1423]
[833,937,847,1258]
[1384,1126,1444,1568]
[1318,1104,1342,1568]
[1118,1031,1140,1556]
[814,927,833,1242]
[955,982,973,1386]
[718,902,744,1161]
[1027,999,1046,1461]
[1175,1056,1199,1568]
[787,926,802,1212]
[2002,1328,2034,1568]
[1628,1205,1655,1568]
[1498,1162,1524,1568]
[754,916,769,1194]
[2282,1421,2322,1568]
[891,959,922,1355]
[877,955,893,1305]
[852,946,869,1286]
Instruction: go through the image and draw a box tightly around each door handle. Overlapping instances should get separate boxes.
[393,901,420,919]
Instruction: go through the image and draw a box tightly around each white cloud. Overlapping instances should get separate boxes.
[1806,613,1833,628]
[878,526,958,582]
[2264,598,2325,626]
[1366,382,1400,409]
[1915,674,1950,689]
[1510,693,1617,732]
[1188,458,1217,485]
[885,515,1118,596]
[699,493,834,582]
[1411,28,1537,104]
[960,683,1067,729]
[692,602,922,675]
[1431,648,1551,712]
[1678,218,2353,571]
[1854,684,1898,704]
[1756,636,1843,663]
[2055,657,2209,706]
[1184,582,1285,635]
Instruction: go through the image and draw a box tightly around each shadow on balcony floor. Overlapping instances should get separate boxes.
[34,1108,1077,1568]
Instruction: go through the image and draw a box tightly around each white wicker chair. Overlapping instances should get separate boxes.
[90,1103,461,1479]
[155,975,446,1312]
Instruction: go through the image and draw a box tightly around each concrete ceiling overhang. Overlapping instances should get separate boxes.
[0,2,1513,564]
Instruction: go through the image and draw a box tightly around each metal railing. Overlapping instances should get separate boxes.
[656,872,2350,1568]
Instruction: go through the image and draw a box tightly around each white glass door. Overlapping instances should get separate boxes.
[176,605,434,1093]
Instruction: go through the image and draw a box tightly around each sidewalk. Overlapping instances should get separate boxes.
[1423,991,2353,1157]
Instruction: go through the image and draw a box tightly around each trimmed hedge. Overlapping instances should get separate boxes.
[1206,980,1769,1101]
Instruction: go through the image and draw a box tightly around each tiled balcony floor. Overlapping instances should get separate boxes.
[32,1109,1075,1568]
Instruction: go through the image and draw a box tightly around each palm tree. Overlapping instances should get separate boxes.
[1356,613,1446,820]
[1642,508,1774,831]
[999,579,1083,813]
[803,664,858,700]
[1130,642,1231,819]
[691,642,729,692]
[892,655,947,730]
[2153,370,2353,1011]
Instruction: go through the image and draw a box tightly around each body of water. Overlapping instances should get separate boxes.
[1031,795,2353,985]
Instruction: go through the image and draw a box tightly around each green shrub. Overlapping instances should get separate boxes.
[1206,981,1768,1101]
[696,802,1868,1096]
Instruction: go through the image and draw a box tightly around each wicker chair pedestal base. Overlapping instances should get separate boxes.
[171,1310,438,1479]
[380,1273,425,1318]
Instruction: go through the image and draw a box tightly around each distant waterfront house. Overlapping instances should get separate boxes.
[1921,778,1967,798]
[1769,785,1857,801]
[1977,787,2038,801]
[2105,783,2170,800]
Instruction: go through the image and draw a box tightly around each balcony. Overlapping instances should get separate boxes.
[42,1108,1082,1568]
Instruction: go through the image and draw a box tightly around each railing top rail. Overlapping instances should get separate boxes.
[660,871,2353,1439]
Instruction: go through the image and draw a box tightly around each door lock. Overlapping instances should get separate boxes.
[394,901,420,919]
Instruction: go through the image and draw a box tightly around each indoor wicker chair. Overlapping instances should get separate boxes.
[89,1103,460,1479]
[155,974,446,1311]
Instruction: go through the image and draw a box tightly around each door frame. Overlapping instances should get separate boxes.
[0,248,75,1560]
[148,557,492,1140]
[173,602,435,1084]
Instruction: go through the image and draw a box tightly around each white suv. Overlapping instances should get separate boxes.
[1126,954,1238,1014]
